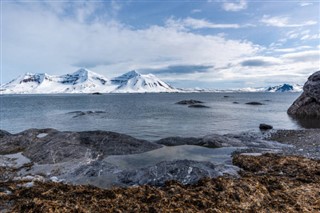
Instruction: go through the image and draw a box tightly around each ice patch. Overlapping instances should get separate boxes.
[37,133,48,138]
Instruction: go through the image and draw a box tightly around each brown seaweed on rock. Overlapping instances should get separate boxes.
[1,153,320,212]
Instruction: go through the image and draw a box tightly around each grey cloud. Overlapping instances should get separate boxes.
[146,65,214,75]
[241,59,278,67]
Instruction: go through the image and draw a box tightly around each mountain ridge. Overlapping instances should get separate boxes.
[0,69,178,94]
[1,69,303,94]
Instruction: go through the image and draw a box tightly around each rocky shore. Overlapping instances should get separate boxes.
[1,128,320,212]
[1,153,319,212]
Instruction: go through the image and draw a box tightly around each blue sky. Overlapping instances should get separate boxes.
[1,0,319,89]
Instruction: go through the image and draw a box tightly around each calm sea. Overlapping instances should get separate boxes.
[0,93,307,141]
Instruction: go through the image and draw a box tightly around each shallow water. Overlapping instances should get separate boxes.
[106,145,240,170]
[0,92,305,140]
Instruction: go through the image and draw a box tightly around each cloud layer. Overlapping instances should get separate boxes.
[2,1,320,89]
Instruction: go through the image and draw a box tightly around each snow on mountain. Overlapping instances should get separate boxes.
[266,84,302,92]
[237,84,303,93]
[0,69,177,94]
[111,70,177,93]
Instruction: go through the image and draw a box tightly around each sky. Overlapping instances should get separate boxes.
[1,0,319,89]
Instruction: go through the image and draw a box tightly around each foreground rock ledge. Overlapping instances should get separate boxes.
[1,154,319,212]
[288,70,320,117]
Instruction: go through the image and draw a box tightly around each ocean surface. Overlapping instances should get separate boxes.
[0,92,309,141]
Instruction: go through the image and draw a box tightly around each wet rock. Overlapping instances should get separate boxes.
[156,134,243,148]
[92,92,102,95]
[288,71,320,117]
[188,104,210,108]
[67,111,106,118]
[2,154,319,212]
[0,129,161,164]
[245,102,264,105]
[233,102,239,104]
[259,123,273,130]
[175,99,204,105]
[118,160,221,186]
[156,137,203,146]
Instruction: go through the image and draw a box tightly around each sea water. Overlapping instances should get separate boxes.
[0,92,304,141]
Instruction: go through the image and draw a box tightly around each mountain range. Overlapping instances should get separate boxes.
[0,69,303,94]
[0,69,178,94]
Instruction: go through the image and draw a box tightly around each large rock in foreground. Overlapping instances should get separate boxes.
[288,71,320,117]
[0,129,161,164]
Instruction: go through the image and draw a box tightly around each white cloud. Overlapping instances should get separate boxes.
[166,17,241,30]
[300,2,313,6]
[2,3,259,82]
[272,46,312,53]
[222,0,247,12]
[261,15,317,27]
[282,50,320,61]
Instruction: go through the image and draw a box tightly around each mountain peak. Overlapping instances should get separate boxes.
[122,70,141,78]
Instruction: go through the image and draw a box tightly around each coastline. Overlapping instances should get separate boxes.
[1,128,320,212]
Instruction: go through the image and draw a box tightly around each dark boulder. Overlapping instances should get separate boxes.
[259,123,273,130]
[175,100,204,105]
[288,71,320,117]
[245,102,264,105]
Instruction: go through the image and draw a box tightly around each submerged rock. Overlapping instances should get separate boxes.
[288,71,320,117]
[245,102,264,105]
[175,99,204,105]
[188,104,210,108]
[67,111,106,118]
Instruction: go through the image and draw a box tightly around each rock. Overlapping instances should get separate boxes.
[0,129,161,164]
[67,111,106,118]
[259,123,273,130]
[188,104,210,108]
[156,134,243,148]
[176,100,204,105]
[224,96,229,98]
[233,102,239,104]
[118,160,220,186]
[288,71,320,117]
[0,130,10,138]
[156,137,203,146]
[245,102,264,105]
[92,92,102,95]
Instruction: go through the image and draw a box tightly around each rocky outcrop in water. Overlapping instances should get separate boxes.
[156,133,288,150]
[288,71,320,117]
[259,123,273,130]
[245,102,264,105]
[175,100,204,105]
[188,104,210,108]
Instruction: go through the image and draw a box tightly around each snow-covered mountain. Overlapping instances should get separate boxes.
[237,84,303,93]
[0,69,178,94]
[266,84,302,92]
[111,70,176,93]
